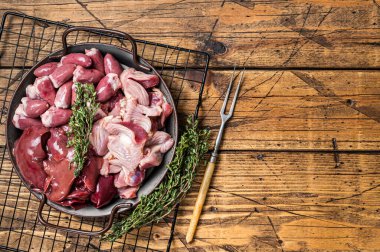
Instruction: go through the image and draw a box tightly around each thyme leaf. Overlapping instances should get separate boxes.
[67,82,99,177]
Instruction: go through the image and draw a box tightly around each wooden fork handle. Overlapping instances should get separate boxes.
[186,160,216,243]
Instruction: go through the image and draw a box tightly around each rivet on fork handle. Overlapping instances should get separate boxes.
[186,67,244,243]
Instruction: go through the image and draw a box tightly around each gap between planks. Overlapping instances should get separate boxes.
[216,149,380,154]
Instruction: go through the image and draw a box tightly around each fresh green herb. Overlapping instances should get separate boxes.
[103,115,210,241]
[67,82,99,177]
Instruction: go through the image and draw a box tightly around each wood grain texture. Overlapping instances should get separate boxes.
[1,69,379,150]
[173,151,380,251]
[0,1,379,251]
[1,0,380,68]
[200,69,380,151]
[1,151,379,251]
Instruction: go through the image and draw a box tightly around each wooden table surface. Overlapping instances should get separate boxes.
[1,0,380,251]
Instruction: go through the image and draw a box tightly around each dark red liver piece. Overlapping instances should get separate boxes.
[13,126,50,190]
[90,175,118,208]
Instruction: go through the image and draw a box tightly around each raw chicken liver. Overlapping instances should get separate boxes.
[47,127,69,161]
[13,126,50,189]
[91,175,117,208]
[44,158,75,202]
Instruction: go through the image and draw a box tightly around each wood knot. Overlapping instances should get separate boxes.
[153,233,160,240]
[204,39,227,55]
[281,16,296,27]
[346,99,355,106]
[210,206,218,212]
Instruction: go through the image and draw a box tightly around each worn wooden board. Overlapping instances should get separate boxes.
[1,0,380,68]
[172,151,380,251]
[200,69,380,151]
[0,1,380,251]
[1,151,379,251]
[2,69,379,150]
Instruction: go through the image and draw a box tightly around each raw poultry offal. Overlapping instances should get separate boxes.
[12,48,174,209]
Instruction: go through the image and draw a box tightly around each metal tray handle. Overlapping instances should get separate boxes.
[33,189,132,236]
[58,26,150,71]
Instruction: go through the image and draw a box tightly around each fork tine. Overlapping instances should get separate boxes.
[220,65,236,114]
[228,68,244,116]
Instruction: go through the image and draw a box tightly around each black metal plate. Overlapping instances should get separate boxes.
[6,42,178,218]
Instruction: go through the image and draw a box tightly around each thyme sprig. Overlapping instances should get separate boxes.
[104,115,210,241]
[67,82,99,177]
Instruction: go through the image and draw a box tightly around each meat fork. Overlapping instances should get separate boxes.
[186,67,244,243]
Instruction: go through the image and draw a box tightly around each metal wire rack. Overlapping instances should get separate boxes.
[0,11,209,251]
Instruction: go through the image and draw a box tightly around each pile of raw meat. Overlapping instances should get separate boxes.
[12,48,174,209]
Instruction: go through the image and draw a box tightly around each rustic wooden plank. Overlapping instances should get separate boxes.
[2,151,379,251]
[1,69,379,150]
[0,1,379,251]
[1,0,380,68]
[170,151,380,251]
[200,70,380,151]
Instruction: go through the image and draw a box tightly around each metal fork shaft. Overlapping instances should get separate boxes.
[211,121,226,162]
[212,69,244,161]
